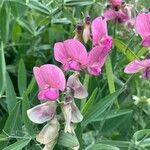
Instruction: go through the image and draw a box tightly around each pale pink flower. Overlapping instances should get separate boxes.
[54,39,88,71]
[91,17,112,48]
[27,101,56,124]
[62,73,88,133]
[33,64,66,101]
[109,0,123,7]
[124,59,150,79]
[86,45,111,76]
[135,13,150,47]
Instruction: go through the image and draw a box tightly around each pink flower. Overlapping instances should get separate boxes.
[124,59,150,79]
[91,17,112,48]
[109,0,123,7]
[33,64,66,101]
[135,13,150,48]
[86,46,111,76]
[54,39,88,71]
[104,8,129,23]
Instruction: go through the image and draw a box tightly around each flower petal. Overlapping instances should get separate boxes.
[54,42,68,64]
[40,64,66,91]
[67,73,88,99]
[142,37,150,48]
[109,0,122,7]
[27,101,56,124]
[91,17,108,46]
[61,104,72,133]
[64,39,88,65]
[124,59,150,74]
[135,13,150,38]
[33,67,46,90]
[36,117,60,144]
[38,88,59,101]
[88,46,109,67]
[71,102,83,123]
[104,9,117,21]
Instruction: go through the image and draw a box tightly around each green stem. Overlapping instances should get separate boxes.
[105,55,120,109]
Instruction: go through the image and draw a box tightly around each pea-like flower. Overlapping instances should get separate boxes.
[124,59,150,79]
[62,73,88,133]
[33,64,66,101]
[135,13,150,48]
[54,39,88,71]
[91,17,112,49]
[86,45,111,76]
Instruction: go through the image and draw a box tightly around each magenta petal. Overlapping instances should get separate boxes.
[64,39,88,65]
[109,0,122,7]
[124,59,150,74]
[40,64,66,91]
[88,46,108,67]
[45,88,59,101]
[69,61,80,71]
[104,9,117,21]
[142,37,150,48]
[27,101,56,124]
[91,17,108,46]
[38,88,59,101]
[135,13,150,39]
[87,65,102,76]
[54,42,68,64]
[33,67,46,90]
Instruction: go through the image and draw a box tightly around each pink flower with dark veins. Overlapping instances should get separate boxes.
[54,39,88,71]
[124,59,150,79]
[91,17,112,48]
[86,45,111,76]
[135,13,150,48]
[33,64,66,101]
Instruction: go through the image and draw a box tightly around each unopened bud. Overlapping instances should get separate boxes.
[74,24,83,41]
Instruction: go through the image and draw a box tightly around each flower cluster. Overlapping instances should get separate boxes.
[27,0,150,149]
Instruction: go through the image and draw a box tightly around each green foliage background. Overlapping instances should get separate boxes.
[0,0,150,150]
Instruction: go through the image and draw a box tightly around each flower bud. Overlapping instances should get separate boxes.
[83,16,91,43]
[74,24,83,41]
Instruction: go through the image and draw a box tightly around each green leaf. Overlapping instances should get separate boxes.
[113,39,138,61]
[18,59,27,96]
[17,19,34,35]
[0,42,6,96]
[3,139,31,150]
[0,6,10,43]
[26,77,36,96]
[82,91,120,126]
[101,140,130,149]
[22,93,33,135]
[12,22,22,42]
[136,47,148,58]
[6,1,27,18]
[87,143,120,150]
[3,101,21,134]
[64,0,94,6]
[82,88,98,116]
[28,0,50,15]
[92,109,133,122]
[6,72,17,113]
[58,131,79,148]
